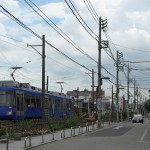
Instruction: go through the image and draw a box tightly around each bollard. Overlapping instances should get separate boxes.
[73,127,75,136]
[24,136,31,148]
[63,130,65,138]
[71,127,73,136]
[92,122,94,130]
[87,123,89,132]
[61,130,63,138]
[52,129,54,140]
[81,125,83,134]
[86,123,88,132]
[79,126,81,134]
[42,132,44,143]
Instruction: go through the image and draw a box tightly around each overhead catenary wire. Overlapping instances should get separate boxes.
[24,0,118,85]
[24,0,98,64]
[0,5,92,73]
[65,0,98,41]
[0,4,129,93]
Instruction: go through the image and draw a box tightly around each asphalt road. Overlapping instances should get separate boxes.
[29,120,150,150]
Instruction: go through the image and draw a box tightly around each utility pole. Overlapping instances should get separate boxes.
[27,35,46,120]
[86,69,95,112]
[97,17,102,128]
[97,17,108,128]
[111,85,114,120]
[116,51,119,122]
[42,35,46,119]
[46,76,49,92]
[127,64,130,121]
[133,78,136,110]
[136,87,138,111]
[116,51,123,122]
[92,69,95,111]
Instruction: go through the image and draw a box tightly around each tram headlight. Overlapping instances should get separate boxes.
[7,111,12,115]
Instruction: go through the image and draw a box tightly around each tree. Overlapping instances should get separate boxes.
[144,100,150,111]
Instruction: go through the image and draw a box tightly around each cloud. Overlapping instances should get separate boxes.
[0,0,149,98]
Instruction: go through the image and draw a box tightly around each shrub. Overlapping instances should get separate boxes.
[0,126,6,136]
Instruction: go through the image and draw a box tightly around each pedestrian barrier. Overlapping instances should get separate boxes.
[0,136,9,150]
[24,136,31,148]
[23,121,106,149]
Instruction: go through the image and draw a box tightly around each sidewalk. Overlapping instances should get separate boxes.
[0,122,112,150]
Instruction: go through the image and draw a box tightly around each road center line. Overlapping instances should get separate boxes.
[140,125,150,142]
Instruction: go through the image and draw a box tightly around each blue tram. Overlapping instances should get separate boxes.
[0,81,73,120]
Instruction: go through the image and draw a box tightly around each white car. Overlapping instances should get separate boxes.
[132,114,143,124]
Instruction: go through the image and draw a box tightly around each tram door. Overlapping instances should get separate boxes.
[16,92,24,117]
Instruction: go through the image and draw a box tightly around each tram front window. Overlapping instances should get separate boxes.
[0,91,14,106]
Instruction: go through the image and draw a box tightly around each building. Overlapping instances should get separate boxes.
[67,88,107,113]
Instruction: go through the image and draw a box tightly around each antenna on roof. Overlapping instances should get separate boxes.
[10,66,22,81]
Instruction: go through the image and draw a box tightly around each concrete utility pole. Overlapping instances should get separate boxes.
[97,17,108,128]
[97,17,102,128]
[86,69,95,110]
[116,51,124,122]
[46,76,49,92]
[111,85,114,120]
[42,35,46,120]
[127,64,130,121]
[116,51,119,122]
[133,78,136,110]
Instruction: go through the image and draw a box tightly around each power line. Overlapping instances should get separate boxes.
[83,0,99,24]
[65,0,98,41]
[0,5,92,73]
[24,0,98,64]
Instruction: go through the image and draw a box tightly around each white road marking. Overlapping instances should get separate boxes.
[140,125,150,142]
[113,126,123,130]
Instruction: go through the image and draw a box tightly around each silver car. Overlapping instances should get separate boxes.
[132,114,143,124]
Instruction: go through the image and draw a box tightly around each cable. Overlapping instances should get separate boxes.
[24,0,98,64]
[83,0,99,24]
[65,0,98,41]
[0,5,92,72]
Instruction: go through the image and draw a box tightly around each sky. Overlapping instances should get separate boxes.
[0,0,150,101]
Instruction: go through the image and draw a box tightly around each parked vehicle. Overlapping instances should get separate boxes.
[0,80,73,120]
[132,114,143,124]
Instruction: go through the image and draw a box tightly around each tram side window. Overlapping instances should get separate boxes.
[63,100,66,110]
[25,94,30,107]
[36,96,41,107]
[66,101,69,109]
[49,97,52,108]
[55,99,60,109]
[0,91,14,106]
[30,95,36,107]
